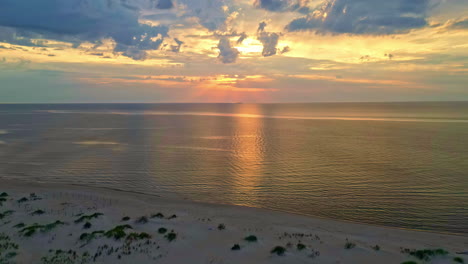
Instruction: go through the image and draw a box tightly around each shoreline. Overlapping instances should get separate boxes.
[1,179,467,263]
[5,178,466,237]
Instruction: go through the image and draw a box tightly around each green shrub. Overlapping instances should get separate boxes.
[135,216,148,224]
[244,235,257,242]
[231,244,241,250]
[373,245,380,251]
[17,197,28,203]
[218,224,225,230]
[297,243,306,251]
[121,216,130,221]
[74,213,103,223]
[151,213,164,219]
[271,246,286,256]
[454,257,464,263]
[83,222,92,229]
[165,232,177,242]
[401,261,418,264]
[158,227,167,234]
[407,248,448,261]
[345,241,356,249]
[31,210,45,215]
[104,225,132,240]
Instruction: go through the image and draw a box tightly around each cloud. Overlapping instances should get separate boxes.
[156,0,174,9]
[0,0,169,59]
[258,32,280,57]
[286,0,431,34]
[447,18,468,30]
[253,0,310,13]
[170,38,184,52]
[217,37,239,63]
[256,22,281,57]
[178,0,233,31]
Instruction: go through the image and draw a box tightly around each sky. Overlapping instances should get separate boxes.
[0,0,467,103]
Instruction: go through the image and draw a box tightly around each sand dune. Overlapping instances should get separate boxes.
[0,180,466,264]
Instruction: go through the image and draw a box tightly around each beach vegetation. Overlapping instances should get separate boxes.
[454,257,464,263]
[31,209,45,215]
[40,249,91,264]
[297,243,306,250]
[151,213,164,219]
[168,214,177,219]
[126,232,151,241]
[158,227,167,234]
[104,225,132,240]
[83,222,92,229]
[79,231,105,242]
[344,240,356,249]
[218,224,225,230]
[0,233,19,263]
[165,232,177,242]
[271,246,287,256]
[402,248,448,261]
[13,223,25,228]
[0,192,7,197]
[135,216,148,224]
[0,210,14,220]
[231,244,241,250]
[401,262,418,264]
[74,213,103,223]
[373,245,380,251]
[121,216,130,221]
[19,221,65,237]
[244,235,257,242]
[17,197,28,203]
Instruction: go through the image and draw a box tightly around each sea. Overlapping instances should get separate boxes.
[0,102,467,234]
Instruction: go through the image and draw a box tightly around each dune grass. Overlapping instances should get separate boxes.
[19,221,66,237]
[244,235,257,242]
[271,246,286,256]
[0,210,14,220]
[74,213,103,223]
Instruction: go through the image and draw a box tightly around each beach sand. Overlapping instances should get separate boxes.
[0,180,466,264]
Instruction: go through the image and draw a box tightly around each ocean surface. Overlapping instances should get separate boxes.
[0,102,467,234]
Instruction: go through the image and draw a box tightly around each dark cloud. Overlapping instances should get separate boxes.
[286,0,431,35]
[254,0,310,13]
[217,37,239,63]
[258,32,280,57]
[237,32,247,44]
[170,38,184,52]
[256,22,281,57]
[258,21,267,32]
[156,0,174,9]
[0,0,168,59]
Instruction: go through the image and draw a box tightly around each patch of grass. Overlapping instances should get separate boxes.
[74,213,103,223]
[135,216,148,224]
[0,192,8,197]
[158,227,167,234]
[19,221,65,237]
[231,244,241,250]
[0,233,19,263]
[271,246,287,256]
[151,213,164,219]
[83,222,92,229]
[244,235,257,242]
[17,197,28,203]
[79,230,105,243]
[372,245,380,251]
[121,216,130,221]
[0,210,14,220]
[344,240,356,249]
[168,214,177,219]
[401,261,418,264]
[40,249,91,264]
[297,243,306,251]
[126,232,151,241]
[454,257,464,263]
[218,224,225,230]
[165,232,177,242]
[31,209,45,216]
[403,248,449,261]
[13,223,25,228]
[104,225,132,240]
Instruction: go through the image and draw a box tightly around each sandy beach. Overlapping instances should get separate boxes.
[0,180,466,264]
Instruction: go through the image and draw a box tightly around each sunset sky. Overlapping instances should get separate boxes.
[0,0,467,103]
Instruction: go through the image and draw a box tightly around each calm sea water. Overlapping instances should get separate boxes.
[1,103,467,234]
